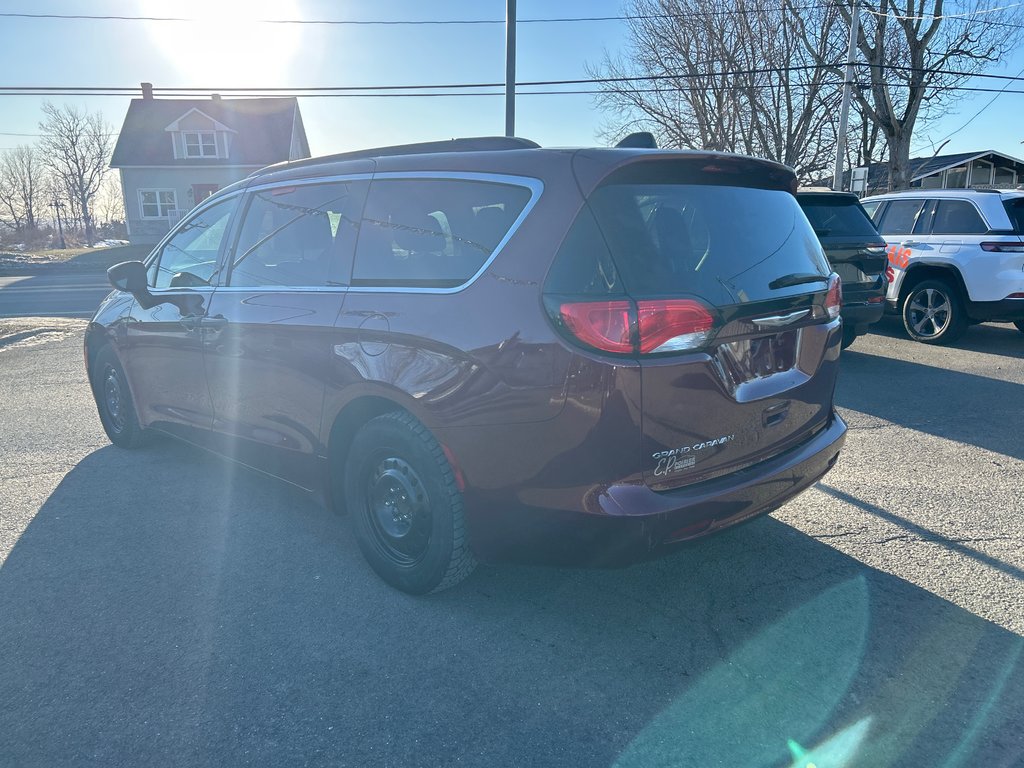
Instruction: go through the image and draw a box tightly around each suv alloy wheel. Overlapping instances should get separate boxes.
[902,279,967,344]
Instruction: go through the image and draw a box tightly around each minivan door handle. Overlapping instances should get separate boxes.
[179,313,202,331]
[199,315,227,331]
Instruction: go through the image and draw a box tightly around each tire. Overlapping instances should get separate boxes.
[90,345,151,448]
[1014,320,1024,335]
[344,411,476,594]
[901,279,967,345]
[840,326,858,350]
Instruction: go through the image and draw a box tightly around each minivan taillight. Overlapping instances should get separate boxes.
[825,273,842,320]
[556,298,716,355]
[558,301,634,354]
[637,299,714,353]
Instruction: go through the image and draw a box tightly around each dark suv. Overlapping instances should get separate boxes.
[797,191,889,348]
[87,137,847,593]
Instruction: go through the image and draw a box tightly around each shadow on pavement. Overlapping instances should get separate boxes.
[1,441,1021,767]
[863,316,1024,360]
[837,348,1024,461]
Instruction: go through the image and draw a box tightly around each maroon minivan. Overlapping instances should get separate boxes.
[87,137,846,593]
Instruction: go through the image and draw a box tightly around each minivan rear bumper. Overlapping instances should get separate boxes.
[467,411,847,566]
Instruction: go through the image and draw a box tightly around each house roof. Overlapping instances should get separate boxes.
[831,149,1024,190]
[110,97,309,168]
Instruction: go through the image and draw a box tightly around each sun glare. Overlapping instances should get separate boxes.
[143,0,303,85]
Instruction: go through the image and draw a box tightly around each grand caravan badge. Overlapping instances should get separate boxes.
[652,435,736,476]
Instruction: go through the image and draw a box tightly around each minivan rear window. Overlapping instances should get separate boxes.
[798,196,880,238]
[582,183,830,305]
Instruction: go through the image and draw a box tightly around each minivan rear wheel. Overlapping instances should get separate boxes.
[344,411,476,594]
[901,280,967,344]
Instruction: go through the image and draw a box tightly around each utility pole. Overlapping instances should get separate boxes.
[833,0,860,191]
[52,198,67,249]
[505,0,516,137]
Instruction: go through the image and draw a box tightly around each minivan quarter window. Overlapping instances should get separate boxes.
[352,177,534,289]
[147,196,237,288]
[230,180,369,288]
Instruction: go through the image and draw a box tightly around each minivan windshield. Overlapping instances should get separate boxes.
[586,183,830,305]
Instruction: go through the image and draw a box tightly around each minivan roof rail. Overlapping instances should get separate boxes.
[254,136,541,176]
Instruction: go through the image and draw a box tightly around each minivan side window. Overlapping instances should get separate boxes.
[229,180,368,287]
[351,178,532,288]
[877,199,926,235]
[148,197,236,288]
[930,200,987,235]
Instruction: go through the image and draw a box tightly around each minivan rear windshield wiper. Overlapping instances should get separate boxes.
[769,273,828,290]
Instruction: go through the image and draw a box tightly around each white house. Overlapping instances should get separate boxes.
[110,83,310,244]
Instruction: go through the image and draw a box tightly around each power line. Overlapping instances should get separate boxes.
[2,82,1023,99]
[859,1,1024,21]
[0,6,837,26]
[0,61,1021,101]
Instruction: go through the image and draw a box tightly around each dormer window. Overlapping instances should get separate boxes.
[183,131,218,158]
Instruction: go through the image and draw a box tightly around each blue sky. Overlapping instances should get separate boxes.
[0,0,1021,160]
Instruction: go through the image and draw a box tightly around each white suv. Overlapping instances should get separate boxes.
[861,189,1024,343]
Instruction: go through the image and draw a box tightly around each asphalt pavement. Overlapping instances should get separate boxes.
[1,308,1022,767]
[0,273,113,319]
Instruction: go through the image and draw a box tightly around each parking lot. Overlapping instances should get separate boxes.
[1,311,1022,767]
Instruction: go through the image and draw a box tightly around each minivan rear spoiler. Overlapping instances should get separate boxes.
[571,150,798,197]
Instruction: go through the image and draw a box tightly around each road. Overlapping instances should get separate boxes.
[1,308,1022,767]
[0,272,112,319]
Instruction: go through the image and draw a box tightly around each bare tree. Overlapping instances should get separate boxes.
[792,0,1024,190]
[38,103,113,245]
[95,174,126,230]
[591,0,848,182]
[0,145,44,233]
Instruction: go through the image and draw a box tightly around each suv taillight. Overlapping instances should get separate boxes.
[825,273,842,320]
[555,298,715,356]
[980,242,1024,253]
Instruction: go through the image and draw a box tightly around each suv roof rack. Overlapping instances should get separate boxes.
[254,136,541,177]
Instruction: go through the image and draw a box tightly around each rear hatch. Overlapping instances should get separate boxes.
[545,154,841,491]
[797,192,887,297]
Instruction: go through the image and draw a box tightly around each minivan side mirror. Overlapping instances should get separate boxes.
[106,259,205,314]
[107,260,149,294]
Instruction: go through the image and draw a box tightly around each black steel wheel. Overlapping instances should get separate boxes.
[344,411,476,594]
[901,279,967,344]
[90,345,151,448]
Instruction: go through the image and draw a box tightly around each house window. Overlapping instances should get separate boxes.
[183,131,218,158]
[139,189,177,218]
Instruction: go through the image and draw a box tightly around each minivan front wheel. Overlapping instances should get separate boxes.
[344,411,476,594]
[90,345,151,448]
[902,280,966,344]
